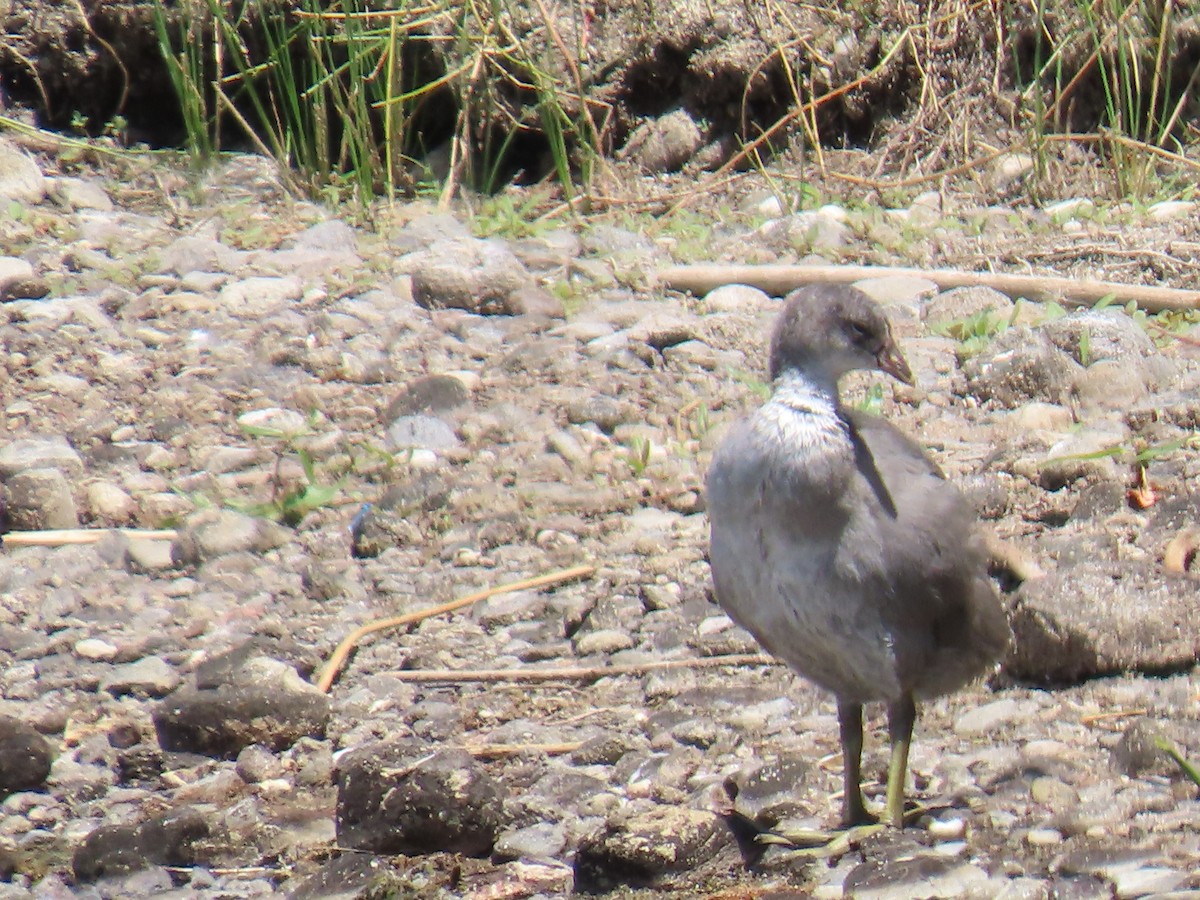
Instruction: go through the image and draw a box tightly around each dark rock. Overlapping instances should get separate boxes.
[726,752,810,825]
[574,806,734,891]
[385,374,470,418]
[0,716,55,794]
[72,806,210,882]
[1006,560,1200,683]
[153,655,330,758]
[336,737,504,857]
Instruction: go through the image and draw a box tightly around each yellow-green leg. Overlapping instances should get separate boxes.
[885,694,917,828]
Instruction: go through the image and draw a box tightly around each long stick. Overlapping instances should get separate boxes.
[657,263,1200,313]
[315,564,595,693]
[1,528,177,547]
[380,653,778,684]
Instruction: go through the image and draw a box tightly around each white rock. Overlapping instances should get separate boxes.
[74,638,119,661]
[0,139,46,203]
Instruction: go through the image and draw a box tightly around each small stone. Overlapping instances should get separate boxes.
[385,414,461,451]
[84,480,137,524]
[2,467,79,530]
[955,698,1027,736]
[170,508,290,563]
[0,716,55,793]
[1111,866,1187,898]
[504,284,565,317]
[153,655,330,758]
[0,138,46,203]
[575,629,635,656]
[49,176,114,211]
[574,806,731,891]
[843,855,990,900]
[215,275,304,315]
[1146,200,1198,221]
[237,407,309,435]
[403,238,531,313]
[72,807,209,882]
[0,257,35,297]
[73,638,119,661]
[0,435,84,477]
[198,445,260,474]
[336,737,503,857]
[100,657,181,698]
[385,375,470,418]
[1112,718,1171,776]
[290,219,358,252]
[700,283,774,313]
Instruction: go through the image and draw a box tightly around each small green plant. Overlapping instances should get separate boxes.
[1078,324,1092,366]
[233,411,342,525]
[930,307,1013,358]
[624,434,653,476]
[856,382,885,416]
[1155,736,1200,790]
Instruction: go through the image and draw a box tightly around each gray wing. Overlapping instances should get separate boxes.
[841,408,1011,697]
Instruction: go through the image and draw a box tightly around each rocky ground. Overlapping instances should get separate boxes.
[3,133,1200,899]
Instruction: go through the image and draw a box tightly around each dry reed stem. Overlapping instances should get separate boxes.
[316,564,595,693]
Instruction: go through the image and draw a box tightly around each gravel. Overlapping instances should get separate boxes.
[3,138,1200,897]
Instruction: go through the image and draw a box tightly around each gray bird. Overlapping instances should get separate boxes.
[707,284,1011,832]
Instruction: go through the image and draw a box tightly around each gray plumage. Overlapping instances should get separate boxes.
[707,284,1010,828]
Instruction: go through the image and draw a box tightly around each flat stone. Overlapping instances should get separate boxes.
[385,414,460,451]
[49,176,114,211]
[954,698,1030,735]
[402,238,531,313]
[1006,560,1200,683]
[100,656,181,698]
[0,138,46,203]
[0,257,35,296]
[0,435,84,477]
[216,275,304,315]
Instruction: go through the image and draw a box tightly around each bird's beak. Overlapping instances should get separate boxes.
[877,339,914,385]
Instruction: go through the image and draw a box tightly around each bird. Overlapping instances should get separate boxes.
[706,283,1011,834]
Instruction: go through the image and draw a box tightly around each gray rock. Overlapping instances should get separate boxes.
[961,329,1084,407]
[384,414,460,451]
[504,284,565,318]
[760,207,851,253]
[48,177,113,211]
[289,219,358,253]
[215,275,304,315]
[1006,560,1200,683]
[843,855,989,899]
[156,235,245,275]
[0,257,35,296]
[386,374,470,418]
[923,286,1016,326]
[574,806,733,891]
[72,807,209,882]
[153,656,330,757]
[99,657,180,699]
[0,435,84,477]
[1112,719,1172,777]
[727,752,810,824]
[403,238,530,313]
[170,508,290,564]
[388,212,472,255]
[0,716,55,793]
[622,109,704,173]
[699,283,775,313]
[1,468,78,530]
[0,139,46,203]
[336,737,503,856]
[1042,309,1159,367]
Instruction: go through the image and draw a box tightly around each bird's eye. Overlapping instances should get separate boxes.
[847,320,872,344]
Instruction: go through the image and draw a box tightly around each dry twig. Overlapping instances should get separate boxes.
[316,564,595,693]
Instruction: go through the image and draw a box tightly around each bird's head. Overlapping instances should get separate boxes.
[768,284,913,389]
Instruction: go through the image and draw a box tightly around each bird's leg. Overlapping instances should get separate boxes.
[838,700,875,827]
[885,693,917,828]
[757,701,885,857]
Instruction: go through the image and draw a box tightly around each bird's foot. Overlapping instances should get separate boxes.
[757,821,886,860]
[759,801,928,859]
